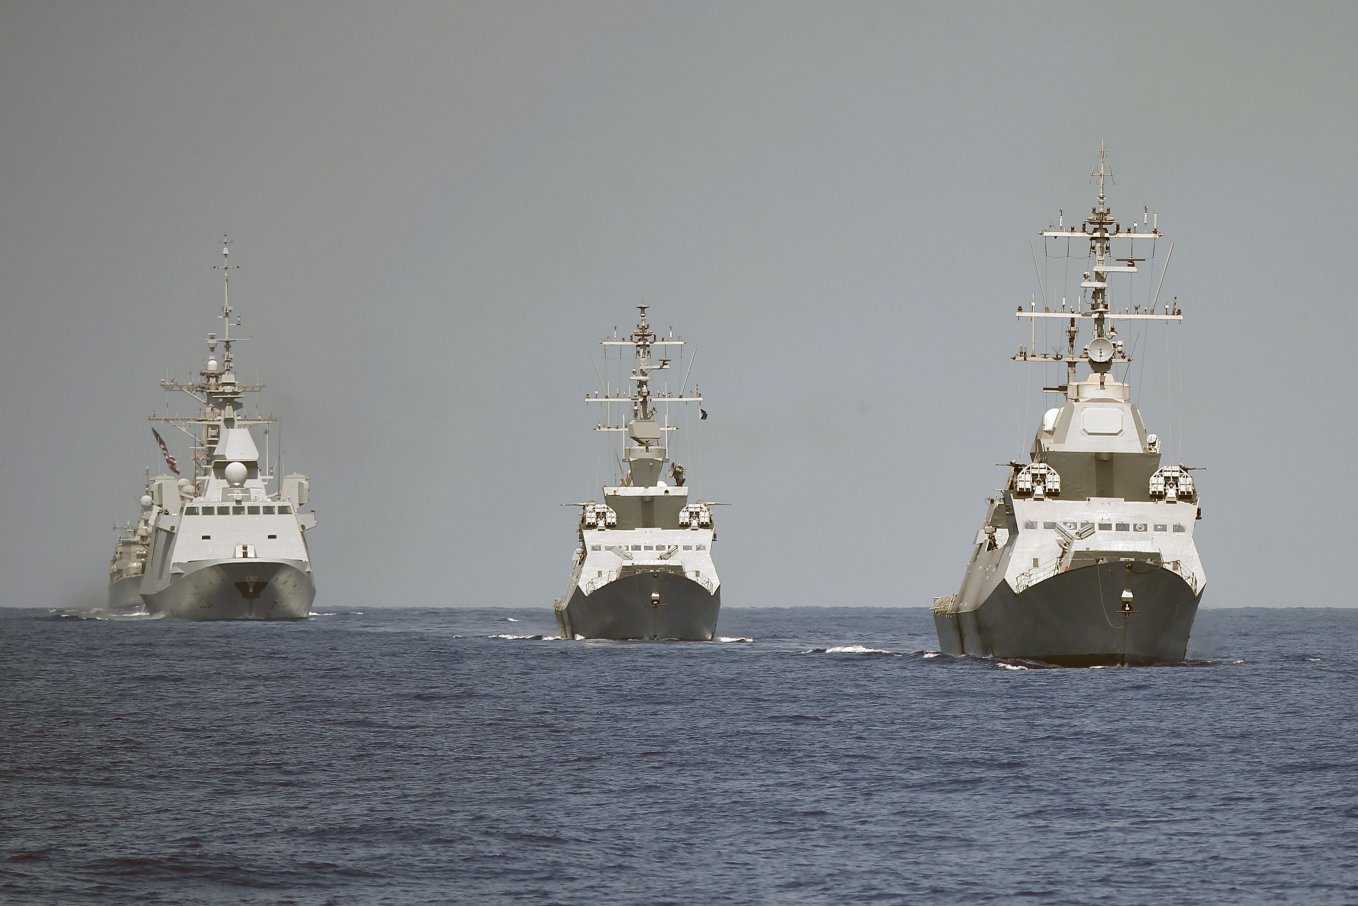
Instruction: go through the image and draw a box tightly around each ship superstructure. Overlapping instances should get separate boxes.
[138,241,316,620]
[555,306,720,640]
[933,147,1205,665]
[106,485,154,612]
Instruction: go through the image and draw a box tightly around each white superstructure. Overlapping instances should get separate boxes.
[138,240,317,620]
[555,306,720,640]
[934,147,1205,665]
[106,485,153,612]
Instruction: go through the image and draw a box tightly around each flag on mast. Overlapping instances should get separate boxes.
[151,427,179,475]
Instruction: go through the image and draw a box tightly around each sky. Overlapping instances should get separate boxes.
[2,0,1354,609]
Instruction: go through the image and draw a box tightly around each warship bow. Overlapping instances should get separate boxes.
[137,240,317,620]
[934,147,1205,665]
[555,306,721,640]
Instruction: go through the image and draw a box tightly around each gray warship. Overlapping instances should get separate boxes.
[555,306,721,640]
[106,484,153,612]
[138,241,317,620]
[933,147,1205,666]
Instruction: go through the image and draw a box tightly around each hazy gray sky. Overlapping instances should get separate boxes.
[2,1,1354,609]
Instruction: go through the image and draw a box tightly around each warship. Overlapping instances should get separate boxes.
[555,306,721,640]
[933,147,1205,666]
[106,484,154,612]
[138,241,317,620]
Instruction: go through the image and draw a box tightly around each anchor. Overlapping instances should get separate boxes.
[234,577,266,599]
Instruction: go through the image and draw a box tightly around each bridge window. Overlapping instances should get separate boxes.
[248,506,261,515]
[263,506,276,515]
[233,506,246,515]
[1173,524,1186,533]
[1098,523,1112,531]
[185,506,200,515]
[1115,523,1130,532]
[1154,524,1167,532]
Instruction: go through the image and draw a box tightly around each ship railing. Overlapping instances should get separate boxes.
[1015,554,1200,595]
[687,572,716,593]
[931,594,957,614]
[1164,559,1200,593]
[1014,556,1066,593]
[583,568,716,594]
[584,571,619,594]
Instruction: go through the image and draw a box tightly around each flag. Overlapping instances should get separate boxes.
[151,427,179,475]
[700,408,708,421]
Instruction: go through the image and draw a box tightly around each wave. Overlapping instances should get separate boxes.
[803,644,898,655]
[49,608,159,621]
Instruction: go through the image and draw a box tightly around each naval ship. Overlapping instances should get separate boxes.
[555,306,721,640]
[106,484,153,612]
[933,148,1205,666]
[138,241,317,620]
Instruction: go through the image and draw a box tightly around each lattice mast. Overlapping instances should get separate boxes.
[149,238,274,480]
[1016,144,1182,396]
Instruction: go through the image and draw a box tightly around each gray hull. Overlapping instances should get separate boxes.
[107,575,146,613]
[142,559,314,620]
[557,573,720,641]
[935,562,1200,666]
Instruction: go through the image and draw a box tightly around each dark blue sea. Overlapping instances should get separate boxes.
[2,606,1355,905]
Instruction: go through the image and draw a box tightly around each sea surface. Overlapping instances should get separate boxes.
[1,605,1355,905]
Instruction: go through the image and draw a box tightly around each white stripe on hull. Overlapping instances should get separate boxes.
[557,572,720,641]
[935,562,1200,666]
[142,559,314,620]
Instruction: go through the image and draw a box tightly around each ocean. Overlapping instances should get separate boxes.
[1,605,1354,905]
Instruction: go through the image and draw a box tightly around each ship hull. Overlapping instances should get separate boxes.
[557,572,720,641]
[935,561,1200,666]
[107,575,146,613]
[142,559,314,620]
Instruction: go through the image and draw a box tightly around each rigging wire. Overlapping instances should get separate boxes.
[1166,310,1174,461]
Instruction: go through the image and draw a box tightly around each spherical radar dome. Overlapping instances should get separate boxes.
[224,461,248,486]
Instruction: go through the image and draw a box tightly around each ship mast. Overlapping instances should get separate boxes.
[586,305,702,486]
[1015,145,1181,397]
[149,238,274,480]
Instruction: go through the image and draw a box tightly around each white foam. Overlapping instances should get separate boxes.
[717,636,753,643]
[506,617,520,622]
[823,644,893,655]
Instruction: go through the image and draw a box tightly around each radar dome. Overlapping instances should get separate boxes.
[140,495,153,508]
[224,461,248,486]
[207,358,219,372]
